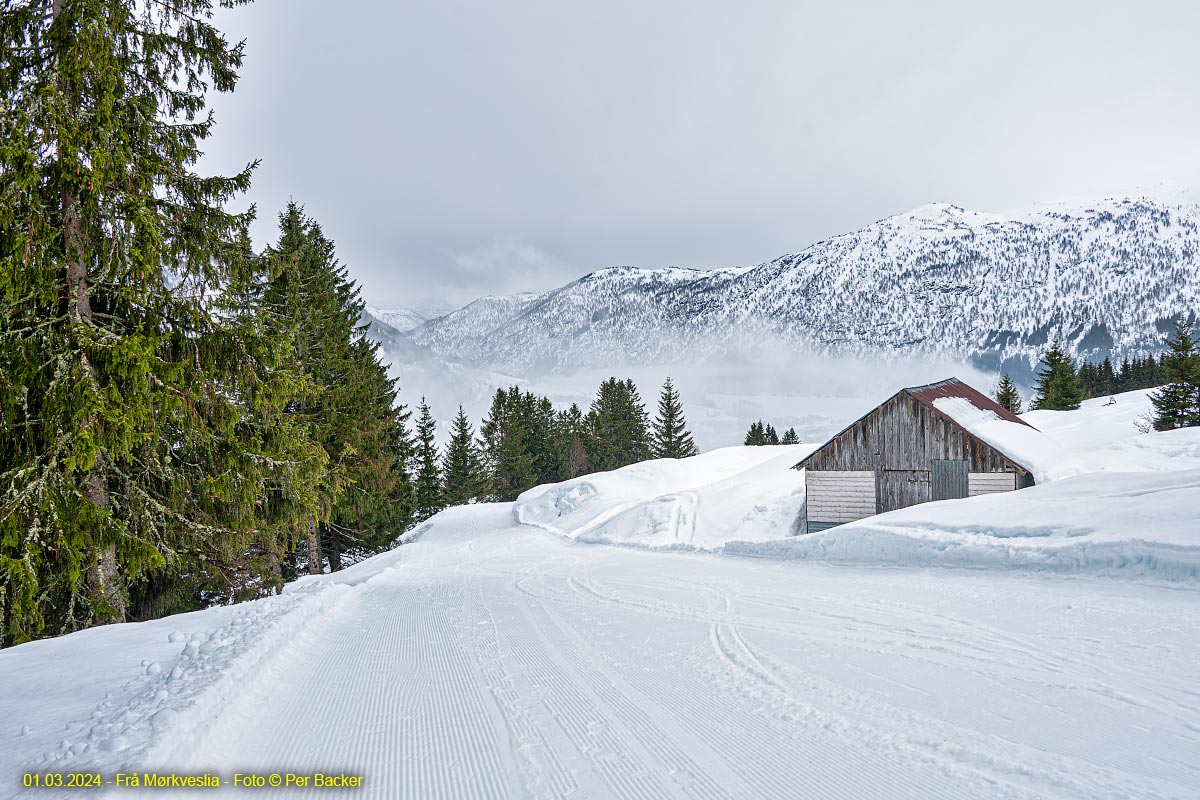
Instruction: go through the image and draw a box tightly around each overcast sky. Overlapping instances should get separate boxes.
[200,0,1200,310]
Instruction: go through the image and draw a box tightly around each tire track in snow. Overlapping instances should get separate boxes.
[560,565,947,799]
[733,587,1200,788]
[696,580,1194,800]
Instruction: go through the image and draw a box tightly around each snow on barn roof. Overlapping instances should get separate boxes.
[906,378,1031,428]
[794,378,1072,484]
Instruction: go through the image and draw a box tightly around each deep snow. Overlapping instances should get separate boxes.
[2,388,1199,799]
[515,445,814,550]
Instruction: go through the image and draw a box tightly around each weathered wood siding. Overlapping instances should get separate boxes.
[802,392,1022,514]
[880,469,929,511]
[805,470,875,525]
[968,472,1016,496]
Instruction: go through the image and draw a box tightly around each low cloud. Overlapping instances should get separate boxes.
[441,239,570,302]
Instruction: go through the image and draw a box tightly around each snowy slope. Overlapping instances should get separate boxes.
[403,198,1199,376]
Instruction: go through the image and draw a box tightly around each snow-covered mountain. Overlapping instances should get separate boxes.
[383,198,1198,379]
[363,305,434,333]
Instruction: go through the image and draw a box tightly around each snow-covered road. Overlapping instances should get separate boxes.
[14,501,1192,800]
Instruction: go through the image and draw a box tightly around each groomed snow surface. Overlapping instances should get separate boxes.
[3,388,1199,799]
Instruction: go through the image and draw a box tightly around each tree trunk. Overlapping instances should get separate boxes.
[266,547,283,595]
[61,120,125,622]
[307,522,322,574]
[328,538,343,573]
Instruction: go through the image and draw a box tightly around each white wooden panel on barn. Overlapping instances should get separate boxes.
[806,470,876,524]
[968,472,1016,496]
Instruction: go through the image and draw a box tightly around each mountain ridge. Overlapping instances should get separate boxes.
[369,196,1199,380]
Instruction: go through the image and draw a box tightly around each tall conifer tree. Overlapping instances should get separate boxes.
[442,407,489,506]
[0,0,319,643]
[413,399,444,522]
[262,204,366,574]
[585,378,651,471]
[554,403,591,479]
[480,388,537,501]
[651,378,698,459]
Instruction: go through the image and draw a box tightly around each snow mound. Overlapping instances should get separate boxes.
[728,465,1200,581]
[515,445,813,550]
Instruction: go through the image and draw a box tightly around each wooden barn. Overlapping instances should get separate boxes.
[793,378,1038,534]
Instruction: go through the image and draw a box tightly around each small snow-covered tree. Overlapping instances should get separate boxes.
[780,427,800,445]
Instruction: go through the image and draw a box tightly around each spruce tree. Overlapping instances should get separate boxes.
[1031,341,1083,411]
[584,378,651,471]
[480,388,538,500]
[525,394,563,486]
[320,335,414,571]
[264,204,389,574]
[0,0,324,643]
[442,407,490,505]
[1150,317,1200,431]
[994,374,1023,414]
[744,421,767,446]
[780,428,800,445]
[651,378,698,459]
[553,403,591,479]
[1099,357,1116,397]
[413,399,444,521]
[765,424,780,445]
[387,407,418,529]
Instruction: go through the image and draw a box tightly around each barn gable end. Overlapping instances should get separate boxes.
[793,378,1039,532]
[796,390,1030,476]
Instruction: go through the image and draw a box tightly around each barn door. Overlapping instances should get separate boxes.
[931,459,969,500]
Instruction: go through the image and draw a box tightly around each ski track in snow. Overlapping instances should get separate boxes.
[7,503,1200,800]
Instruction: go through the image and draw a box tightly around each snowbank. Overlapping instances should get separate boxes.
[515,445,813,550]
[728,467,1200,580]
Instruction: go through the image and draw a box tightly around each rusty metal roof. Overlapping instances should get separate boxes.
[792,376,1038,472]
[903,378,1033,428]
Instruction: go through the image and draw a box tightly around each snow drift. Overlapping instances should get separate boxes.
[514,445,813,550]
